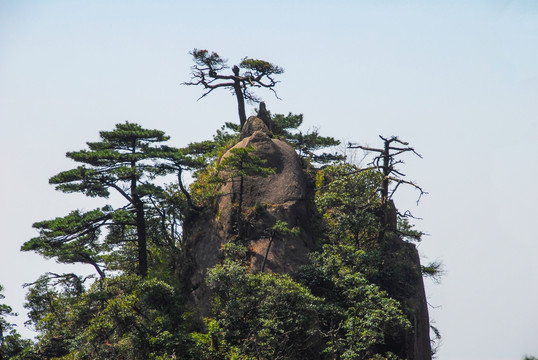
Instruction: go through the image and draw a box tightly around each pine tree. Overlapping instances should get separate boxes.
[22,122,180,277]
[217,146,275,238]
[185,49,283,128]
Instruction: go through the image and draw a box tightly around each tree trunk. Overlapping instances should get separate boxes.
[135,199,148,277]
[131,147,148,277]
[177,167,202,211]
[237,174,244,238]
[233,81,247,129]
[261,232,274,273]
[381,139,390,229]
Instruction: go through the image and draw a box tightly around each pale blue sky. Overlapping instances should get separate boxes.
[1,1,537,359]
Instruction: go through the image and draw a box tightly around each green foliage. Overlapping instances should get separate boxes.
[186,49,283,127]
[78,275,187,359]
[23,207,114,278]
[311,162,436,357]
[217,146,276,237]
[194,241,411,359]
[19,122,201,358]
[181,123,242,208]
[421,261,444,283]
[49,122,173,198]
[188,165,223,208]
[271,112,303,137]
[315,163,383,247]
[1,284,37,359]
[21,274,84,358]
[220,242,249,264]
[271,220,300,237]
[23,122,185,277]
[239,58,284,76]
[190,49,226,70]
[212,122,240,150]
[191,262,321,360]
[260,220,301,273]
[218,146,275,179]
[23,274,189,360]
[19,117,435,359]
[396,216,424,242]
[300,245,411,359]
[272,113,345,165]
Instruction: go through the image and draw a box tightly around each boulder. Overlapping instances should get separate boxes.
[182,116,315,315]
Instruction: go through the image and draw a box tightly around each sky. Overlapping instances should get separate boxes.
[1,1,537,359]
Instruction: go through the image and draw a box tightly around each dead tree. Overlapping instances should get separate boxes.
[348,136,426,232]
[184,49,283,129]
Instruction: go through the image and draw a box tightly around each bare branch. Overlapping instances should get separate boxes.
[387,176,428,204]
[184,49,283,128]
[399,210,424,220]
[391,168,406,177]
[348,143,384,153]
[349,135,427,210]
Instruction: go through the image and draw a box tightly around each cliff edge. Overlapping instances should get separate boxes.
[182,115,315,315]
[181,115,431,359]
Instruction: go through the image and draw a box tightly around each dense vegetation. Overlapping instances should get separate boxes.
[0,112,440,360]
[0,51,441,359]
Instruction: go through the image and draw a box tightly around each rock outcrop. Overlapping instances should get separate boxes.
[389,238,432,360]
[181,114,431,359]
[385,215,432,359]
[182,115,315,315]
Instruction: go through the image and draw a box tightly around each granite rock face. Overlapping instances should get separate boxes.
[384,226,432,360]
[181,115,431,359]
[182,116,315,315]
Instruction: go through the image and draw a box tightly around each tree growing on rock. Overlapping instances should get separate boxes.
[348,135,426,238]
[217,146,275,239]
[262,111,344,165]
[184,49,284,129]
[261,220,300,273]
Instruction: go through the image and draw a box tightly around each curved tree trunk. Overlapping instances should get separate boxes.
[177,168,203,211]
[233,81,247,129]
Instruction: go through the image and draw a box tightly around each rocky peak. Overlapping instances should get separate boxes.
[181,114,432,359]
[239,115,272,140]
[182,115,315,314]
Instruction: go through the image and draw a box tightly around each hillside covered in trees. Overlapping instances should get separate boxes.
[1,51,440,360]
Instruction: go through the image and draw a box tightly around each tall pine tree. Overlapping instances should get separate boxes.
[23,122,180,277]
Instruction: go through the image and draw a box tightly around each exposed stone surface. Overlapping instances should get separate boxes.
[182,116,315,316]
[385,234,432,360]
[181,115,431,359]
[255,101,273,133]
[380,203,432,360]
[406,244,432,360]
[239,115,272,140]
